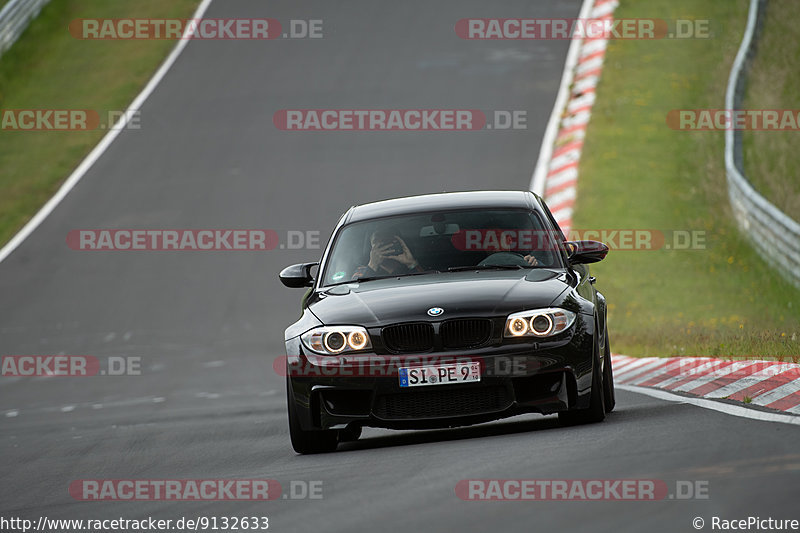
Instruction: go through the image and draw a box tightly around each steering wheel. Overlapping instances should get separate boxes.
[477,251,531,267]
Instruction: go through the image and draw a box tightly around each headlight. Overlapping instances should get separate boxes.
[301,326,373,355]
[504,308,576,338]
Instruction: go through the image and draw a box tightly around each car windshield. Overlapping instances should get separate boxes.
[321,208,562,286]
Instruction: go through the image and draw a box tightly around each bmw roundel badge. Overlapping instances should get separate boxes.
[427,307,444,317]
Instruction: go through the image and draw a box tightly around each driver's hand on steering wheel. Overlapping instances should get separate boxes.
[523,254,539,266]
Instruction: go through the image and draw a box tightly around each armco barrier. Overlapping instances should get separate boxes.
[725,0,800,288]
[0,0,51,58]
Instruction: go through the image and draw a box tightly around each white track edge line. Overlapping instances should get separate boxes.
[618,384,800,426]
[530,0,595,196]
[0,0,215,265]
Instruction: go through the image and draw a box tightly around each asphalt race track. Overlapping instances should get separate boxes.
[2,1,799,532]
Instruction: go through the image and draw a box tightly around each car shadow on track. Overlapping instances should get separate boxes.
[336,414,566,452]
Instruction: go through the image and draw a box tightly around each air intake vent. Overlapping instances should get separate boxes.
[373,386,512,419]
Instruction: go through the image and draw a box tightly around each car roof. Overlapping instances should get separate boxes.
[345,190,540,224]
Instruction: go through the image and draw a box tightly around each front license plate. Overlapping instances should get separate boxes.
[398,361,481,388]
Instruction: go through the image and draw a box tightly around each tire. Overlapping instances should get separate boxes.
[558,332,606,426]
[602,324,616,413]
[287,380,339,454]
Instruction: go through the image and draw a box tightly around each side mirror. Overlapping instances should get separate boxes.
[565,240,609,265]
[279,262,318,288]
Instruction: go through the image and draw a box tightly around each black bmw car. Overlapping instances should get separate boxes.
[280,191,614,453]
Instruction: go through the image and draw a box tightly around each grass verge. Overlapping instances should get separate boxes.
[0,0,200,247]
[741,0,800,220]
[575,0,800,360]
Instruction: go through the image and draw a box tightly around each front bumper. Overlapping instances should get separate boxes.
[284,324,596,431]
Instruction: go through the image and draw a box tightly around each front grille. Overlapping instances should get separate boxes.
[373,385,512,419]
[382,323,434,353]
[440,318,492,349]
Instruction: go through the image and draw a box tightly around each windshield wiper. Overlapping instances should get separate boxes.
[403,269,441,277]
[338,269,441,285]
[447,264,524,272]
[323,274,397,286]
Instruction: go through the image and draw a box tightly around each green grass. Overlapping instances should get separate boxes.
[574,0,800,360]
[741,0,800,220]
[0,0,200,246]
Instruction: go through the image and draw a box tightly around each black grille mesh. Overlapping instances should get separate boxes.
[382,323,434,353]
[440,319,492,349]
[373,385,512,419]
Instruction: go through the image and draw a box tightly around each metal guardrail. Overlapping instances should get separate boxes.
[0,0,51,58]
[725,0,800,288]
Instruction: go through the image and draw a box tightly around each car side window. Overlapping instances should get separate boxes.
[537,203,569,266]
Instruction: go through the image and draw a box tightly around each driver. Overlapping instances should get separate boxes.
[352,229,423,280]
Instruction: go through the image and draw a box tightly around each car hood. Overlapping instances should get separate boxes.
[307,269,571,327]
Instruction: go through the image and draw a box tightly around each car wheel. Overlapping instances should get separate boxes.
[558,333,606,426]
[602,324,616,413]
[287,380,339,454]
